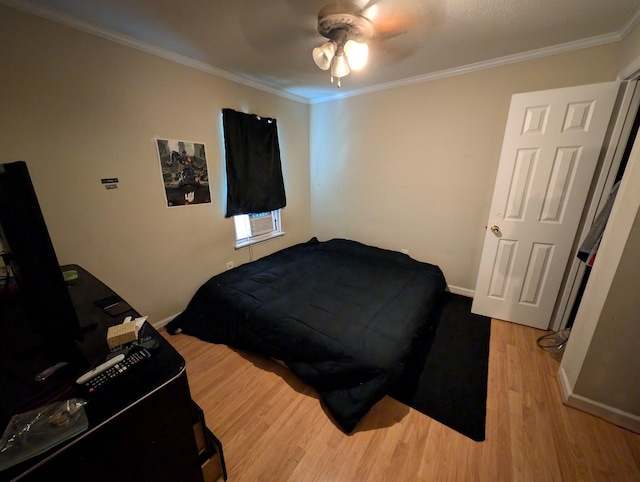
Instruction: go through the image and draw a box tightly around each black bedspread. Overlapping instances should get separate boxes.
[167,238,447,432]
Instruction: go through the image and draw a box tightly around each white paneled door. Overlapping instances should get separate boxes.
[472,82,620,329]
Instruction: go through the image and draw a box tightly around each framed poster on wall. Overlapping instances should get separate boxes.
[155,138,211,207]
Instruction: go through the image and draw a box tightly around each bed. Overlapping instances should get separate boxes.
[166,237,447,432]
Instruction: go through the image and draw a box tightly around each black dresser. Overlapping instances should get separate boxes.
[0,265,225,481]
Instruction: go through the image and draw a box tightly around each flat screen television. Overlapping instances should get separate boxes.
[0,161,83,358]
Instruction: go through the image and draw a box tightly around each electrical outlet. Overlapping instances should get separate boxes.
[226,261,234,270]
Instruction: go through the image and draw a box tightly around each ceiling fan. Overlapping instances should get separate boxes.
[311,1,413,87]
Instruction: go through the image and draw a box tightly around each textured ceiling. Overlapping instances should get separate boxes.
[5,0,640,102]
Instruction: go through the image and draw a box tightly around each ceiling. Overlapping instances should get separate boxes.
[6,0,640,102]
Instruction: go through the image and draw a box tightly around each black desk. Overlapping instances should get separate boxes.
[0,265,224,481]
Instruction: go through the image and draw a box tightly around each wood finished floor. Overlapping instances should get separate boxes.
[162,319,640,481]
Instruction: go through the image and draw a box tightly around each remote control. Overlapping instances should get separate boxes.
[80,348,152,393]
[76,354,125,385]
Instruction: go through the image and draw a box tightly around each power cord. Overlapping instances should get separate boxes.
[537,328,571,361]
[243,215,254,262]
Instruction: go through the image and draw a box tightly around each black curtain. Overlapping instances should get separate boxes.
[222,108,286,217]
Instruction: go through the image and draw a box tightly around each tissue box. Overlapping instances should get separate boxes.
[106,322,138,349]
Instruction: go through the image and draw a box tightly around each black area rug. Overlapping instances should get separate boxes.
[390,292,491,442]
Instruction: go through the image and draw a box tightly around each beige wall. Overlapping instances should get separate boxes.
[310,46,619,292]
[559,123,640,428]
[0,6,312,323]
[576,208,640,414]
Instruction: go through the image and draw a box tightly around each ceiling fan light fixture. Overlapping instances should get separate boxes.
[313,2,375,87]
[343,39,368,70]
[312,41,336,70]
[330,52,350,79]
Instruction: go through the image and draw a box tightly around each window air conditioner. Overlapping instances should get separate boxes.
[249,213,274,236]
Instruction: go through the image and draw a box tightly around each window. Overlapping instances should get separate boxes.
[221,109,286,248]
[233,210,283,248]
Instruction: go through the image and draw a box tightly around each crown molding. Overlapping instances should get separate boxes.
[618,4,640,39]
[1,0,310,104]
[310,31,625,104]
[310,5,640,104]
[4,0,640,105]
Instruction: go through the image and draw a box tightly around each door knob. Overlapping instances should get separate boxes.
[490,225,500,234]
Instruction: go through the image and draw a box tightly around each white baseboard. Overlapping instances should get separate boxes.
[447,285,474,298]
[151,313,180,331]
[557,367,640,434]
[556,365,573,401]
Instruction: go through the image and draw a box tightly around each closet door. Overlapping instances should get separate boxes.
[472,82,620,329]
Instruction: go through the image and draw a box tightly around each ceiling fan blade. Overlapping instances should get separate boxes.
[359,1,415,40]
[365,0,447,41]
[373,13,415,39]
